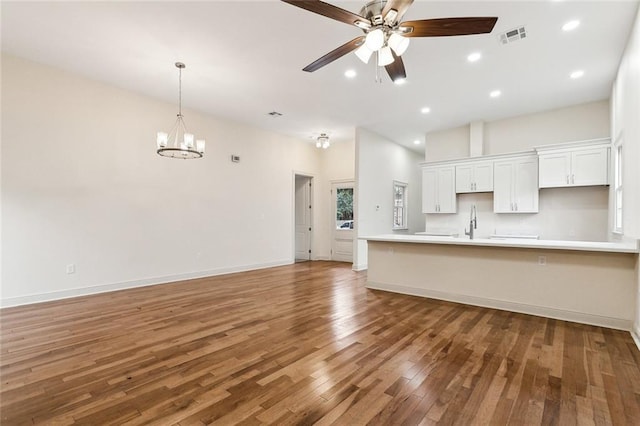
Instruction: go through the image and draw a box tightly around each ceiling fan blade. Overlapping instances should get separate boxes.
[303,36,365,72]
[281,0,369,28]
[400,17,498,37]
[381,0,414,24]
[385,52,406,83]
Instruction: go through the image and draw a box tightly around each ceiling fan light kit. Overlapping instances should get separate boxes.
[282,0,498,83]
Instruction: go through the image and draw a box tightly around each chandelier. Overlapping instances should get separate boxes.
[316,133,330,149]
[156,62,205,159]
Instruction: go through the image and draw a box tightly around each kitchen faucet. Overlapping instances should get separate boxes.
[465,204,477,239]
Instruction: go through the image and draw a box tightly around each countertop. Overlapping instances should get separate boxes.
[361,234,640,254]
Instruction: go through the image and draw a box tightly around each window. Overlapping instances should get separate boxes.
[613,141,623,233]
[393,181,408,230]
[335,187,354,229]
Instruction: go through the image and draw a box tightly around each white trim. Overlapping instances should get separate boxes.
[292,171,315,262]
[633,324,640,352]
[534,137,611,154]
[1,259,292,308]
[352,263,368,271]
[366,281,632,331]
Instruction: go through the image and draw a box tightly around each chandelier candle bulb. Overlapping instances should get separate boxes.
[184,133,194,148]
[157,132,168,149]
[196,140,205,153]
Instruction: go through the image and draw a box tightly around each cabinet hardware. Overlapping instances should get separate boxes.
[566,175,569,184]
[515,203,518,211]
[511,203,514,211]
[571,174,575,184]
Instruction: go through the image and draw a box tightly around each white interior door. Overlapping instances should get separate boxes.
[331,181,354,263]
[295,175,312,261]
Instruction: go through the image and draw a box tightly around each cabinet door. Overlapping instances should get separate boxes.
[493,161,514,213]
[514,158,539,213]
[474,162,494,192]
[437,167,457,213]
[539,152,571,188]
[572,147,609,186]
[455,165,474,193]
[422,168,438,213]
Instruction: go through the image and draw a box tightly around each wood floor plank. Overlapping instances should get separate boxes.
[1,261,639,425]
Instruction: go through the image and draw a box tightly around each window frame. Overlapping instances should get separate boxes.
[392,180,408,230]
[613,138,623,234]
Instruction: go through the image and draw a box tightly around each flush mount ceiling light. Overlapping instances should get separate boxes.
[282,0,498,83]
[562,20,580,32]
[316,133,330,149]
[156,62,205,159]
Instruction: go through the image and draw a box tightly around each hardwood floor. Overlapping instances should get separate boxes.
[2,261,639,425]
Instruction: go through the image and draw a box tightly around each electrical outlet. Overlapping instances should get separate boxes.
[538,256,546,266]
[66,264,76,274]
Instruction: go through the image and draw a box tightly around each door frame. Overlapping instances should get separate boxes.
[331,179,355,262]
[292,171,315,262]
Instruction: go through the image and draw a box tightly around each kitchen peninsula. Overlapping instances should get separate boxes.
[362,235,639,330]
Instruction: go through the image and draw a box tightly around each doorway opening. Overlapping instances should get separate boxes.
[294,174,313,262]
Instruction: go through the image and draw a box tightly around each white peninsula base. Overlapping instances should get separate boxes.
[365,237,639,331]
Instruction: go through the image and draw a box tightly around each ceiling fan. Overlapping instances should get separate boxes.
[281,0,498,82]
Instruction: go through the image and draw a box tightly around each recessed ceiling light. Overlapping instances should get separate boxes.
[394,78,407,85]
[420,107,431,114]
[562,20,580,32]
[413,140,421,145]
[570,70,584,79]
[490,90,501,98]
[344,69,357,78]
[467,52,482,62]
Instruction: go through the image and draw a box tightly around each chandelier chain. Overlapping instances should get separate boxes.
[178,66,182,117]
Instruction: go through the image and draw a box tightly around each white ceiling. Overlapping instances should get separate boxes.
[2,1,638,153]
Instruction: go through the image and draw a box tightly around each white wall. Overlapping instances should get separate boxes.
[425,125,469,162]
[484,101,610,155]
[610,6,640,342]
[355,128,422,270]
[1,54,325,306]
[423,100,611,241]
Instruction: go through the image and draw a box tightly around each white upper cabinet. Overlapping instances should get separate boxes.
[422,166,456,214]
[493,155,539,213]
[538,142,609,188]
[455,161,493,193]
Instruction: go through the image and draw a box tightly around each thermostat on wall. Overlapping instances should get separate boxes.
[231,155,240,163]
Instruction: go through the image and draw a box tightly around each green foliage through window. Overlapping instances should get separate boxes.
[336,188,353,221]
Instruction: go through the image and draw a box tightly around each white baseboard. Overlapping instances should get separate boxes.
[367,281,632,331]
[352,263,368,272]
[1,259,293,308]
[632,324,640,351]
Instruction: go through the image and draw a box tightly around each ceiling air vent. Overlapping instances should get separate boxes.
[499,26,526,45]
